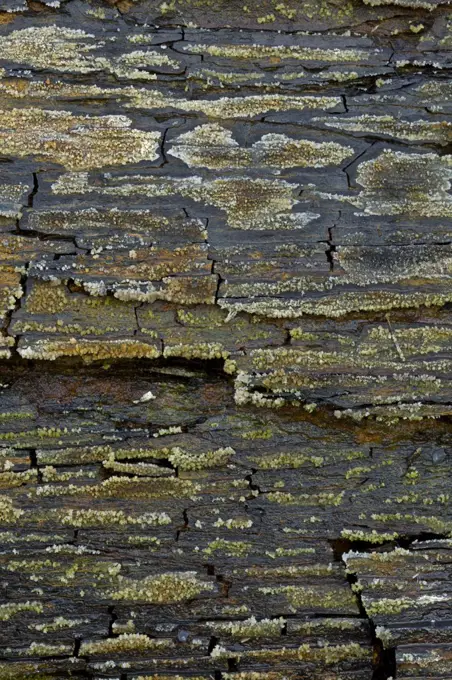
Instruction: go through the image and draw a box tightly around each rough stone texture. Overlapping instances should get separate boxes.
[0,0,452,678]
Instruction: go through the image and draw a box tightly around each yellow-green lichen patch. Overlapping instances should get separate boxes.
[323,149,452,218]
[315,115,452,146]
[52,172,318,231]
[364,594,450,616]
[0,601,43,621]
[0,26,175,80]
[125,89,341,119]
[363,0,442,7]
[52,508,172,528]
[266,490,344,506]
[0,182,29,218]
[364,325,452,359]
[250,451,324,469]
[219,289,452,319]
[290,618,365,633]
[335,403,452,423]
[105,571,214,603]
[169,124,353,170]
[0,108,160,171]
[183,43,380,63]
[166,446,235,470]
[34,476,199,499]
[341,529,399,544]
[29,617,87,633]
[245,563,334,578]
[18,338,161,362]
[203,538,252,557]
[163,342,229,360]
[248,325,452,375]
[182,177,318,230]
[0,662,63,679]
[259,585,357,611]
[102,455,175,477]
[0,468,38,489]
[297,642,371,664]
[207,616,285,638]
[213,516,253,529]
[119,49,181,71]
[80,634,174,656]
[0,498,24,523]
[3,642,73,657]
[0,77,339,119]
[113,275,218,306]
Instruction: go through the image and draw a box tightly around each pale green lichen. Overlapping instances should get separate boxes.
[297,642,370,663]
[213,517,253,529]
[19,338,161,362]
[246,563,333,577]
[125,90,341,119]
[80,634,173,656]
[251,452,324,469]
[319,149,452,218]
[102,455,175,477]
[219,289,452,319]
[184,43,380,62]
[50,172,320,231]
[35,475,200,500]
[53,508,171,528]
[167,446,235,470]
[0,498,24,523]
[208,616,285,638]
[106,572,214,603]
[30,617,86,633]
[341,529,399,544]
[259,585,356,610]
[3,642,73,657]
[364,594,450,616]
[163,342,229,360]
[203,538,252,557]
[0,601,43,621]
[267,491,344,506]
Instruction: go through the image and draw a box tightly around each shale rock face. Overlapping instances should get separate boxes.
[1,0,452,678]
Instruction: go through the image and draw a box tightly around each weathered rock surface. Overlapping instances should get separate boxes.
[0,0,452,678]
